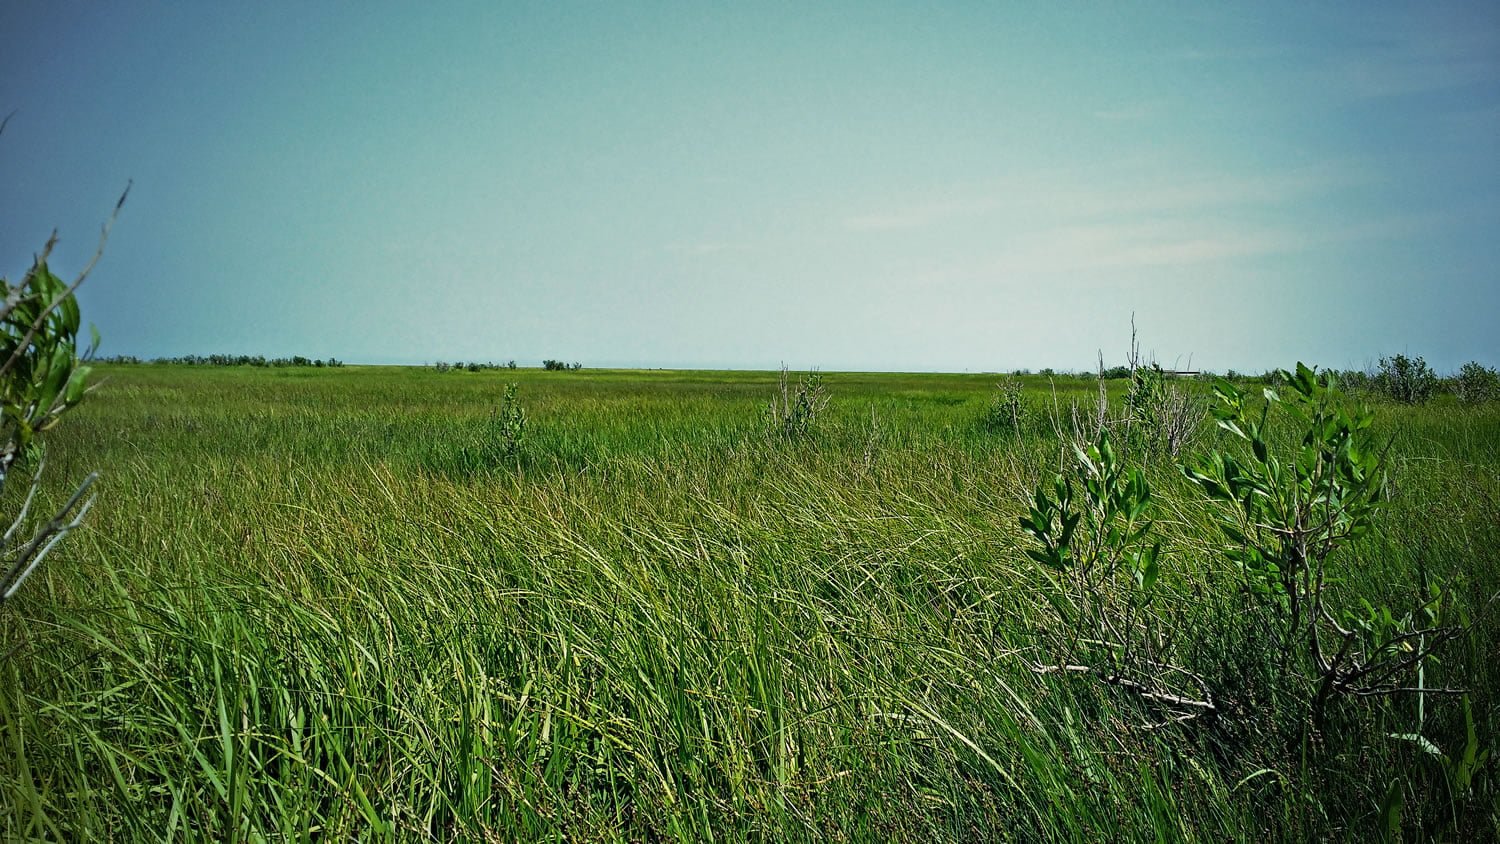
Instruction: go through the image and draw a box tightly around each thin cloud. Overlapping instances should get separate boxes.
[840,161,1374,234]
[842,197,1004,231]
[997,221,1311,272]
[905,210,1445,283]
[664,241,749,256]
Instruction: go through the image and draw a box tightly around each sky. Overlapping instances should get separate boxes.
[1,2,1497,373]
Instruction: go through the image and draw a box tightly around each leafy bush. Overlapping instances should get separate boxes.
[1122,363,1207,458]
[1452,361,1498,404]
[486,383,527,464]
[1185,364,1462,728]
[766,366,827,441]
[980,377,1034,436]
[1019,429,1212,724]
[1024,363,1481,737]
[543,360,583,372]
[1375,354,1437,404]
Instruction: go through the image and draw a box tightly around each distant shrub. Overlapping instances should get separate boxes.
[1452,361,1498,404]
[980,377,1034,436]
[434,360,511,373]
[542,359,583,372]
[1335,369,1372,393]
[486,383,527,463]
[1123,364,1206,458]
[1100,365,1131,380]
[1375,354,1437,404]
[767,366,827,441]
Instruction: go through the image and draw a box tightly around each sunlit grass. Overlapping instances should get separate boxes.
[2,365,1496,840]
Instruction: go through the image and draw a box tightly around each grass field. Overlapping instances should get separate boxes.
[2,364,1497,841]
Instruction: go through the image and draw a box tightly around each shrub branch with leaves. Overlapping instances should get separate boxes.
[1022,361,1489,737]
[1184,363,1469,727]
[1019,429,1215,725]
[0,116,125,604]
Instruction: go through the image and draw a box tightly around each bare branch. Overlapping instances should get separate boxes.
[0,472,99,603]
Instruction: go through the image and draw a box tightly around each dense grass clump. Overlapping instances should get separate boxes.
[2,365,1496,840]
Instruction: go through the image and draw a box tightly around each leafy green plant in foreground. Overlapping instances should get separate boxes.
[0,116,124,605]
[1185,363,1468,728]
[1019,429,1214,725]
[1023,361,1490,736]
[0,252,103,605]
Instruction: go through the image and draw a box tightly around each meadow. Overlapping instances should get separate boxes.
[2,363,1496,841]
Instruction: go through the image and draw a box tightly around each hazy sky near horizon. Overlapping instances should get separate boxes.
[2,2,1497,372]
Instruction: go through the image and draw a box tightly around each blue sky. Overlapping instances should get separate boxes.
[2,2,1496,372]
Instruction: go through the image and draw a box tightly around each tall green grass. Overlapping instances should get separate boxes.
[3,365,1496,840]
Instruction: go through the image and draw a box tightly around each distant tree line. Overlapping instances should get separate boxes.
[433,360,519,372]
[96,354,344,368]
[1022,355,1498,405]
[431,360,584,372]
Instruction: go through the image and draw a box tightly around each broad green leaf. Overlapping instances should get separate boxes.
[64,365,91,404]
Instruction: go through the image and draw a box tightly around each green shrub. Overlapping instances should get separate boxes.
[486,383,527,464]
[1018,429,1213,723]
[1185,364,1462,728]
[1375,354,1437,404]
[1452,361,1498,404]
[980,377,1034,436]
[1122,363,1206,458]
[766,366,827,441]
